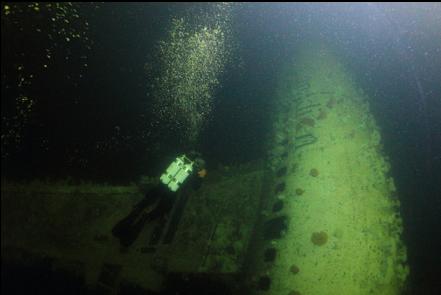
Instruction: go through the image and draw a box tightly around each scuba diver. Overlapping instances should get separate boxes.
[112,151,207,248]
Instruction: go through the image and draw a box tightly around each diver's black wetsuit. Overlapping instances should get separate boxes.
[112,173,202,248]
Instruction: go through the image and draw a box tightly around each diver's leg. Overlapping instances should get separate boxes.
[118,194,167,247]
[112,187,162,242]
[117,211,152,247]
[148,195,175,246]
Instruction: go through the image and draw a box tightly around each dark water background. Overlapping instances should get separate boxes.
[1,3,440,294]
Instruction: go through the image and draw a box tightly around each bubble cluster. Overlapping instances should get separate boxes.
[150,3,234,145]
[1,2,99,158]
[2,3,95,49]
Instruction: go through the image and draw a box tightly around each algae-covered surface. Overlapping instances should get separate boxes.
[0,179,153,288]
[264,44,408,295]
[1,161,264,292]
